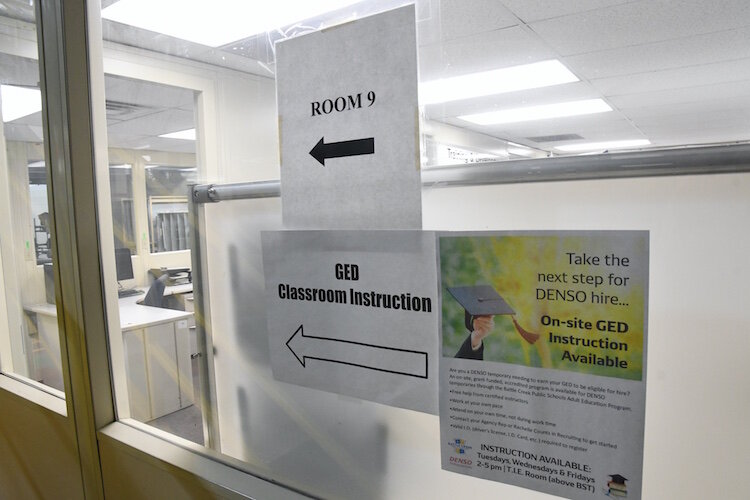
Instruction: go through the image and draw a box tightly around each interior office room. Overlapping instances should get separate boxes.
[0,0,748,499]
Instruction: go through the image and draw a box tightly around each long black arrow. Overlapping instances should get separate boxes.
[286,325,428,379]
[309,136,374,166]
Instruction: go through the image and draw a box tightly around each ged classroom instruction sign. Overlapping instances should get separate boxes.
[275,5,421,230]
[439,231,648,500]
[262,230,438,413]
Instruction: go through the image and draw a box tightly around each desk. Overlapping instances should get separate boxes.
[22,302,64,392]
[24,284,194,421]
[119,286,194,421]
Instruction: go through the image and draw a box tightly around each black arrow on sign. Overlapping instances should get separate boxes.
[309,136,375,166]
[286,325,428,379]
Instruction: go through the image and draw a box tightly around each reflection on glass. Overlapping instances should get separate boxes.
[101,72,202,443]
[0,10,64,395]
[145,166,196,254]
[28,162,52,265]
[110,164,136,252]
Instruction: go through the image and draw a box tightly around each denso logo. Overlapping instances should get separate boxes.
[450,456,473,466]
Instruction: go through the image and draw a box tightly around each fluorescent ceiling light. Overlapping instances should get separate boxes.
[419,60,578,105]
[159,128,196,140]
[458,99,612,125]
[102,0,360,47]
[1,85,42,122]
[555,140,651,152]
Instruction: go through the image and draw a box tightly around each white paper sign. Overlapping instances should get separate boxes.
[275,6,421,230]
[262,230,438,413]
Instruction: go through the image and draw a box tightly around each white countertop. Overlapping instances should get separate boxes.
[25,285,193,332]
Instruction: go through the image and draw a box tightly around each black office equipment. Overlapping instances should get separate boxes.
[141,275,167,308]
[115,247,134,281]
[115,247,140,297]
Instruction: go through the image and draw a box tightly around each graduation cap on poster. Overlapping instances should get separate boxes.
[447,285,539,344]
[608,474,628,485]
[607,473,628,497]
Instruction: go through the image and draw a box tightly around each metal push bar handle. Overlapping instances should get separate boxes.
[191,144,750,203]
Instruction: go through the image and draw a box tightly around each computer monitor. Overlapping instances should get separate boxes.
[115,247,134,281]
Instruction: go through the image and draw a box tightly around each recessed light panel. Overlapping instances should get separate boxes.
[458,99,612,125]
[158,128,196,140]
[102,0,361,47]
[419,60,579,105]
[1,85,42,122]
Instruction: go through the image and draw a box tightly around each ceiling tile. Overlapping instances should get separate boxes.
[634,108,750,132]
[0,52,39,86]
[643,129,750,146]
[444,113,642,142]
[106,108,195,137]
[422,81,599,118]
[419,25,555,80]
[106,132,197,153]
[105,75,195,110]
[565,27,750,80]
[500,0,630,23]
[623,100,750,122]
[416,0,442,46]
[9,110,42,126]
[591,58,750,95]
[3,123,44,142]
[608,80,750,110]
[438,0,518,40]
[529,0,750,55]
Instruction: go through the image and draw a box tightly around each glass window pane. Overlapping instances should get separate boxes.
[0,6,64,395]
[101,73,200,440]
[94,1,750,498]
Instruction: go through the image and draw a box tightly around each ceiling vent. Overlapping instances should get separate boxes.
[106,99,153,118]
[526,133,584,143]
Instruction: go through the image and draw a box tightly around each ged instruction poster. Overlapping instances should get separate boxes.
[438,231,648,500]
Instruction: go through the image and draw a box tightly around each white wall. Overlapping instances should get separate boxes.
[204,171,750,499]
[422,174,750,499]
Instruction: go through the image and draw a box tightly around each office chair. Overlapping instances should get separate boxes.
[141,275,167,307]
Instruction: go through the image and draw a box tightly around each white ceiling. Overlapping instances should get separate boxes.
[3,0,750,158]
[1,59,197,154]
[103,75,196,154]
[418,0,750,153]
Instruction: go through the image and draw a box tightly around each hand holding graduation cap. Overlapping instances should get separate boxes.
[470,315,495,350]
[448,285,514,356]
[448,285,539,360]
